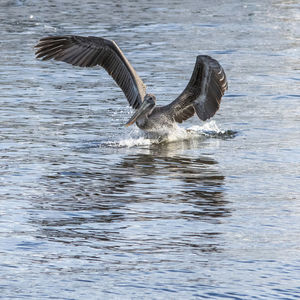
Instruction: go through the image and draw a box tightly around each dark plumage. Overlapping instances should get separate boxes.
[35,35,228,131]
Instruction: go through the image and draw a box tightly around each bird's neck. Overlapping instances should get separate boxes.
[136,105,156,128]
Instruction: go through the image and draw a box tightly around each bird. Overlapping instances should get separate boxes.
[34,35,228,132]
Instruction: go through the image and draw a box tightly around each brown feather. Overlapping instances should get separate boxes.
[35,35,146,109]
[163,55,227,123]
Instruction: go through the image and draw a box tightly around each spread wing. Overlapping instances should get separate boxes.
[35,35,146,109]
[163,55,228,123]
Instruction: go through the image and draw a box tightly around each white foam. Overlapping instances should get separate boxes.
[103,121,226,149]
[118,136,152,147]
[188,120,222,134]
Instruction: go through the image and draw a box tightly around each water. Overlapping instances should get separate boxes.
[0,0,299,298]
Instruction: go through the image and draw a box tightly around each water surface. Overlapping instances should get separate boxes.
[0,0,299,299]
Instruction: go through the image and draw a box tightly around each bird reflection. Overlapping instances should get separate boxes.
[105,144,229,221]
[32,140,230,254]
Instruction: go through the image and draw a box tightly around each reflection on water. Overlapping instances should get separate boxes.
[33,143,228,256]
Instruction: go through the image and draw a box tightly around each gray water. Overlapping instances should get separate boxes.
[0,0,300,299]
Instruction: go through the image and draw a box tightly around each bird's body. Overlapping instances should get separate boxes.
[35,35,228,132]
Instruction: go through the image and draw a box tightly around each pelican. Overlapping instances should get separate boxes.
[35,35,228,132]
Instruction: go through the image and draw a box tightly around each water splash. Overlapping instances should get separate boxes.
[187,121,237,140]
[104,121,237,149]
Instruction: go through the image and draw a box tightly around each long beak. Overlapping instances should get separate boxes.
[124,101,150,127]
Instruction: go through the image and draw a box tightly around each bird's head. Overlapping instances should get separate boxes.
[144,93,156,106]
[125,94,156,127]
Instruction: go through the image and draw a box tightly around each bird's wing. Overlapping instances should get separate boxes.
[163,55,228,123]
[35,35,147,109]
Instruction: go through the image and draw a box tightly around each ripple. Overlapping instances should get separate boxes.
[1,0,299,299]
